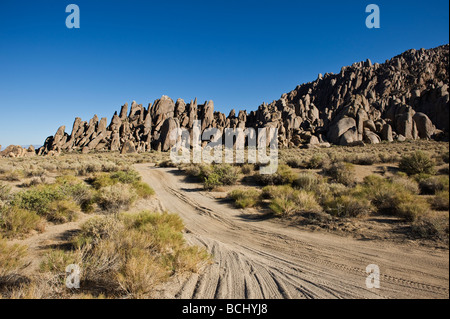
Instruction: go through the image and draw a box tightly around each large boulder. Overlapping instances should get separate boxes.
[413,112,435,139]
[327,117,357,144]
[159,118,179,152]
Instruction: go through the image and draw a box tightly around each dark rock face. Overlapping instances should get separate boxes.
[36,45,449,155]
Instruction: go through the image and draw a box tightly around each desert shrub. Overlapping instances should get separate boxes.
[95,184,137,214]
[379,152,401,163]
[361,175,429,221]
[46,199,79,224]
[322,193,373,218]
[293,172,323,191]
[411,212,449,241]
[228,189,260,208]
[417,176,449,195]
[56,176,95,213]
[158,160,177,168]
[65,212,209,297]
[322,162,355,186]
[395,196,430,222]
[268,186,321,217]
[240,164,254,175]
[442,152,450,164]
[355,154,377,166]
[202,164,239,190]
[432,191,449,211]
[101,162,119,173]
[1,170,23,182]
[399,151,435,176]
[0,237,27,281]
[286,158,303,169]
[390,175,420,194]
[74,216,124,247]
[254,165,296,186]
[90,173,116,190]
[110,170,141,184]
[12,184,66,217]
[116,253,166,298]
[203,173,222,190]
[132,181,155,199]
[19,177,43,188]
[0,183,11,201]
[306,154,329,169]
[0,206,43,238]
[182,164,203,178]
[25,168,45,178]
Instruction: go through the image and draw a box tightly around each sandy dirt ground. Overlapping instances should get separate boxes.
[135,164,449,299]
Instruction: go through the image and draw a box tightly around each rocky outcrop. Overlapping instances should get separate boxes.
[0,145,37,158]
[36,45,449,155]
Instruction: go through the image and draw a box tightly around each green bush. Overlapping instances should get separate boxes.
[111,170,141,184]
[91,173,116,190]
[228,189,260,208]
[12,184,66,217]
[202,164,239,190]
[204,173,222,190]
[399,151,435,176]
[132,181,155,199]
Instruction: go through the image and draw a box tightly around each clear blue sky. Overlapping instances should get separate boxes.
[0,0,448,147]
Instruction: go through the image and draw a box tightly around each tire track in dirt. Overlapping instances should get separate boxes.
[135,165,449,299]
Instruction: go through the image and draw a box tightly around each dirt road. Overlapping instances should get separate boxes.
[135,164,449,299]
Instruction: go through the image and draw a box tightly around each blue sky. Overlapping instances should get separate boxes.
[0,0,448,147]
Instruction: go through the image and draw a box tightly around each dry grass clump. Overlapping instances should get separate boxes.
[0,237,27,283]
[0,206,44,238]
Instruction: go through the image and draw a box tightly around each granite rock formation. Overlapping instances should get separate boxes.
[34,45,448,155]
